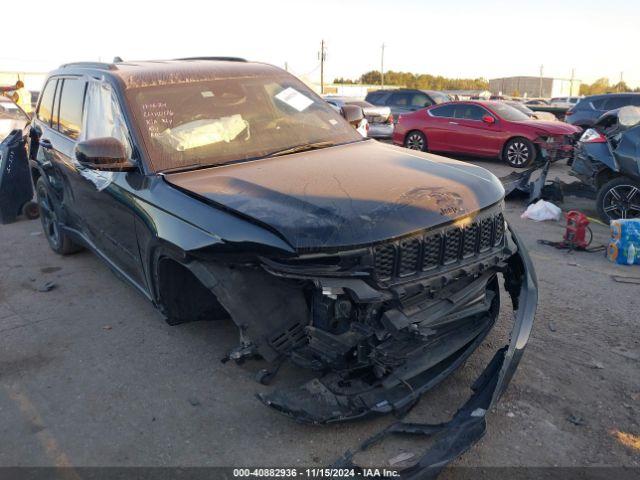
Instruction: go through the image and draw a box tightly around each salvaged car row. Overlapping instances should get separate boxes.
[322,89,640,222]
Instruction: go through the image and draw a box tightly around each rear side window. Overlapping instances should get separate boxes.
[604,96,632,111]
[429,104,455,117]
[590,97,607,110]
[631,96,640,106]
[57,78,87,139]
[36,79,57,125]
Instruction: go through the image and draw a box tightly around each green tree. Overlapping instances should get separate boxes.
[580,77,611,95]
[352,70,488,90]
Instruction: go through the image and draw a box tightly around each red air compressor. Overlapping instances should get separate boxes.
[538,210,603,252]
[563,211,590,250]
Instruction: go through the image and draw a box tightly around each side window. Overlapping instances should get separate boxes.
[411,93,432,108]
[58,78,86,139]
[429,105,455,118]
[36,79,58,126]
[591,98,607,110]
[631,96,640,107]
[454,105,485,120]
[389,92,411,107]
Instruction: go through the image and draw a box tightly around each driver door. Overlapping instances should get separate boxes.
[75,80,147,289]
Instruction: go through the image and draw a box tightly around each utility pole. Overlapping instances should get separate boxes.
[570,68,575,95]
[319,39,327,94]
[381,43,385,89]
[539,64,544,98]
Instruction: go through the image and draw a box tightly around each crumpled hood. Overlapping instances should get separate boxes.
[164,141,505,250]
[515,120,581,135]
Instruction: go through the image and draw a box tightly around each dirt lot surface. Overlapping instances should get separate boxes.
[0,156,638,474]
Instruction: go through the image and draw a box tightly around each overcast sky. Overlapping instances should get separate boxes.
[2,0,638,87]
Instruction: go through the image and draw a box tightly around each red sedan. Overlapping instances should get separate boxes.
[393,101,581,168]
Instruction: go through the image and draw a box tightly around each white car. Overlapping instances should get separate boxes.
[324,96,393,139]
[550,96,581,109]
[0,97,30,141]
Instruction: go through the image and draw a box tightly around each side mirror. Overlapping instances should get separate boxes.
[482,115,496,125]
[340,104,364,126]
[75,137,135,171]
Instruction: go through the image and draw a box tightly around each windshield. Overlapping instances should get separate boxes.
[487,102,530,122]
[430,92,451,104]
[127,75,362,172]
[506,101,533,116]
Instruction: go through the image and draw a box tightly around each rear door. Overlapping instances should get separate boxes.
[42,76,88,232]
[31,77,80,227]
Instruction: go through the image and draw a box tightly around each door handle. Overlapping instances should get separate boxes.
[40,139,53,149]
[448,121,459,125]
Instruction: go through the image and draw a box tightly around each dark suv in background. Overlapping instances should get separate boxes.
[565,93,640,129]
[365,88,450,121]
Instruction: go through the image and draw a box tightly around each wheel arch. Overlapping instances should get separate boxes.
[151,250,230,325]
[595,168,621,189]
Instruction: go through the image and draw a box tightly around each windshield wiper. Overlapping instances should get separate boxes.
[265,141,336,158]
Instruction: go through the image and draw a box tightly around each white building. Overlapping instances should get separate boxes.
[489,76,581,98]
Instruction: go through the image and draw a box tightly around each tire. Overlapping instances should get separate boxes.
[35,177,83,255]
[404,131,427,151]
[503,137,536,168]
[22,201,40,220]
[596,176,640,223]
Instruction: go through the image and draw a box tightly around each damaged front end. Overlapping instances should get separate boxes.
[184,201,537,475]
[534,132,579,163]
[191,204,536,442]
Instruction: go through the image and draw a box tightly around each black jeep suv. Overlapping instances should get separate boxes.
[19,58,536,472]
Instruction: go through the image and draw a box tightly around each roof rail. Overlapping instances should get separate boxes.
[59,61,116,71]
[175,56,247,62]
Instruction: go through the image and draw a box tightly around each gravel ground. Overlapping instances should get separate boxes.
[0,156,638,475]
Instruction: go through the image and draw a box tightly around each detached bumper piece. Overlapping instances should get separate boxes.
[260,228,537,477]
[500,159,552,203]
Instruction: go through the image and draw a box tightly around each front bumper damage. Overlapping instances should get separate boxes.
[191,220,537,476]
[331,229,537,478]
[535,133,579,162]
